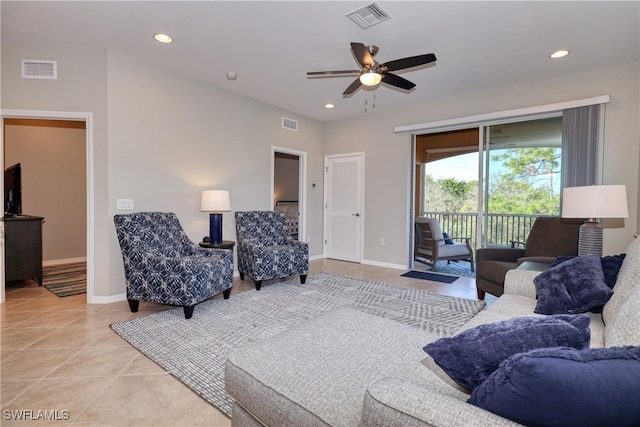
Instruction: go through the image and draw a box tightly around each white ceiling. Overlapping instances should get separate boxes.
[2,1,638,122]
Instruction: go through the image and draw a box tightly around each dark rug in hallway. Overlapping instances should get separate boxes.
[110,272,485,418]
[43,262,87,297]
[401,270,459,283]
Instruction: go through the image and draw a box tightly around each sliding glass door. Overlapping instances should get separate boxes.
[414,116,563,259]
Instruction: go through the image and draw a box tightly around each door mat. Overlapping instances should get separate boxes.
[401,270,459,283]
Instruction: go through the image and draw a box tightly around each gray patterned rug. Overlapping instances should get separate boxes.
[110,272,485,418]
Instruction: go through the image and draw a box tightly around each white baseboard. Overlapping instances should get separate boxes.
[43,257,87,267]
[88,293,126,304]
[361,258,407,271]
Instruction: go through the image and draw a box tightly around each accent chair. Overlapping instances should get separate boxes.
[113,212,234,319]
[475,216,584,300]
[414,217,474,272]
[235,210,309,290]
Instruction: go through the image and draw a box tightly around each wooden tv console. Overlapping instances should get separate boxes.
[4,215,44,285]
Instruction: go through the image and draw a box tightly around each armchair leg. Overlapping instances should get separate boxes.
[300,274,307,284]
[127,299,139,313]
[254,280,262,291]
[477,288,485,300]
[183,305,195,319]
[223,288,231,299]
[239,272,245,280]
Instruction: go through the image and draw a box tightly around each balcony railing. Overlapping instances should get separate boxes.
[421,212,556,248]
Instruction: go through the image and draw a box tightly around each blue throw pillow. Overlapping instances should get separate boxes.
[550,253,626,289]
[423,315,590,391]
[534,254,613,315]
[469,346,640,427]
[442,232,454,244]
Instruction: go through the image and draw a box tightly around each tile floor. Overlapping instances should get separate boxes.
[1,259,491,426]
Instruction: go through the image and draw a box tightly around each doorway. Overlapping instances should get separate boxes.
[1,110,94,304]
[271,146,307,243]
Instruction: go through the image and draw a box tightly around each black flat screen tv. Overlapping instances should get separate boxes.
[4,163,22,216]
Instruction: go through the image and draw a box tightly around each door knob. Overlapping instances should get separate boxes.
[352,213,360,217]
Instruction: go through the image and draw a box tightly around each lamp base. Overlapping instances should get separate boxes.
[209,213,223,245]
[578,219,602,256]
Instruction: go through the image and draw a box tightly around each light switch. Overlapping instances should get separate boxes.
[117,199,134,210]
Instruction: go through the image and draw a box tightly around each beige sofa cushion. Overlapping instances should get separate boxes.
[603,237,640,346]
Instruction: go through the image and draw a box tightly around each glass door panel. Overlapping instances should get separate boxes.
[481,117,563,248]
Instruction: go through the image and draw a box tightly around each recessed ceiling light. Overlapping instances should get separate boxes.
[550,49,569,59]
[325,103,335,109]
[154,33,173,44]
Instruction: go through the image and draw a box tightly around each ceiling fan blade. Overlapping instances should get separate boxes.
[383,53,437,72]
[343,78,362,96]
[307,70,361,77]
[350,42,375,67]
[381,72,415,90]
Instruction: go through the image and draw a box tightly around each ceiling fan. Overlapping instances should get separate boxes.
[307,42,437,96]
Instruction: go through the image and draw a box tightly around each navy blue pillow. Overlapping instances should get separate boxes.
[551,253,626,289]
[469,346,640,427]
[423,315,590,391]
[534,254,613,315]
[442,232,454,244]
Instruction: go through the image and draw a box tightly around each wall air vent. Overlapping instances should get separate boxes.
[346,3,391,29]
[21,60,57,79]
[282,117,299,132]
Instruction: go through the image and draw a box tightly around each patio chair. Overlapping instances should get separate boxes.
[113,212,234,319]
[475,216,583,300]
[235,210,309,290]
[414,217,474,272]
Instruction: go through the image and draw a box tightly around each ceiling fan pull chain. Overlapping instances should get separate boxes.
[373,91,376,110]
[364,91,368,113]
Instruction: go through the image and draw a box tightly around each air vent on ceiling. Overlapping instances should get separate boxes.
[282,117,299,132]
[21,60,57,79]
[346,2,391,29]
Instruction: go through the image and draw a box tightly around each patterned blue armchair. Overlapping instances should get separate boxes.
[114,212,234,319]
[235,211,309,290]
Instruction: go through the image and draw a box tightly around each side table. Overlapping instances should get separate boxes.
[199,240,235,251]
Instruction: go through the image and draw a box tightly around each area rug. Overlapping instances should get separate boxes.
[435,261,476,278]
[110,272,485,418]
[43,262,86,297]
[401,270,459,283]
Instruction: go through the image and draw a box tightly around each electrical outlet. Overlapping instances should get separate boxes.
[379,237,385,245]
[117,199,134,210]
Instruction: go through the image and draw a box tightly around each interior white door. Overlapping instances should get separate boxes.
[325,154,363,262]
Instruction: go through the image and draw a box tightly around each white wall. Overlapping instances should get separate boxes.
[324,62,640,265]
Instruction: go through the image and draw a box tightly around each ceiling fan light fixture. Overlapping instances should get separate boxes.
[360,70,382,86]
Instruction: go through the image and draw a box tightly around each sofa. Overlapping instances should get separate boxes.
[225,236,640,426]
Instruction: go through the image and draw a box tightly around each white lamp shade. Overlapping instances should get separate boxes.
[201,190,231,212]
[562,185,629,219]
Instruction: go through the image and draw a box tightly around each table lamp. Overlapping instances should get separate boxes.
[201,190,231,245]
[562,185,628,256]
